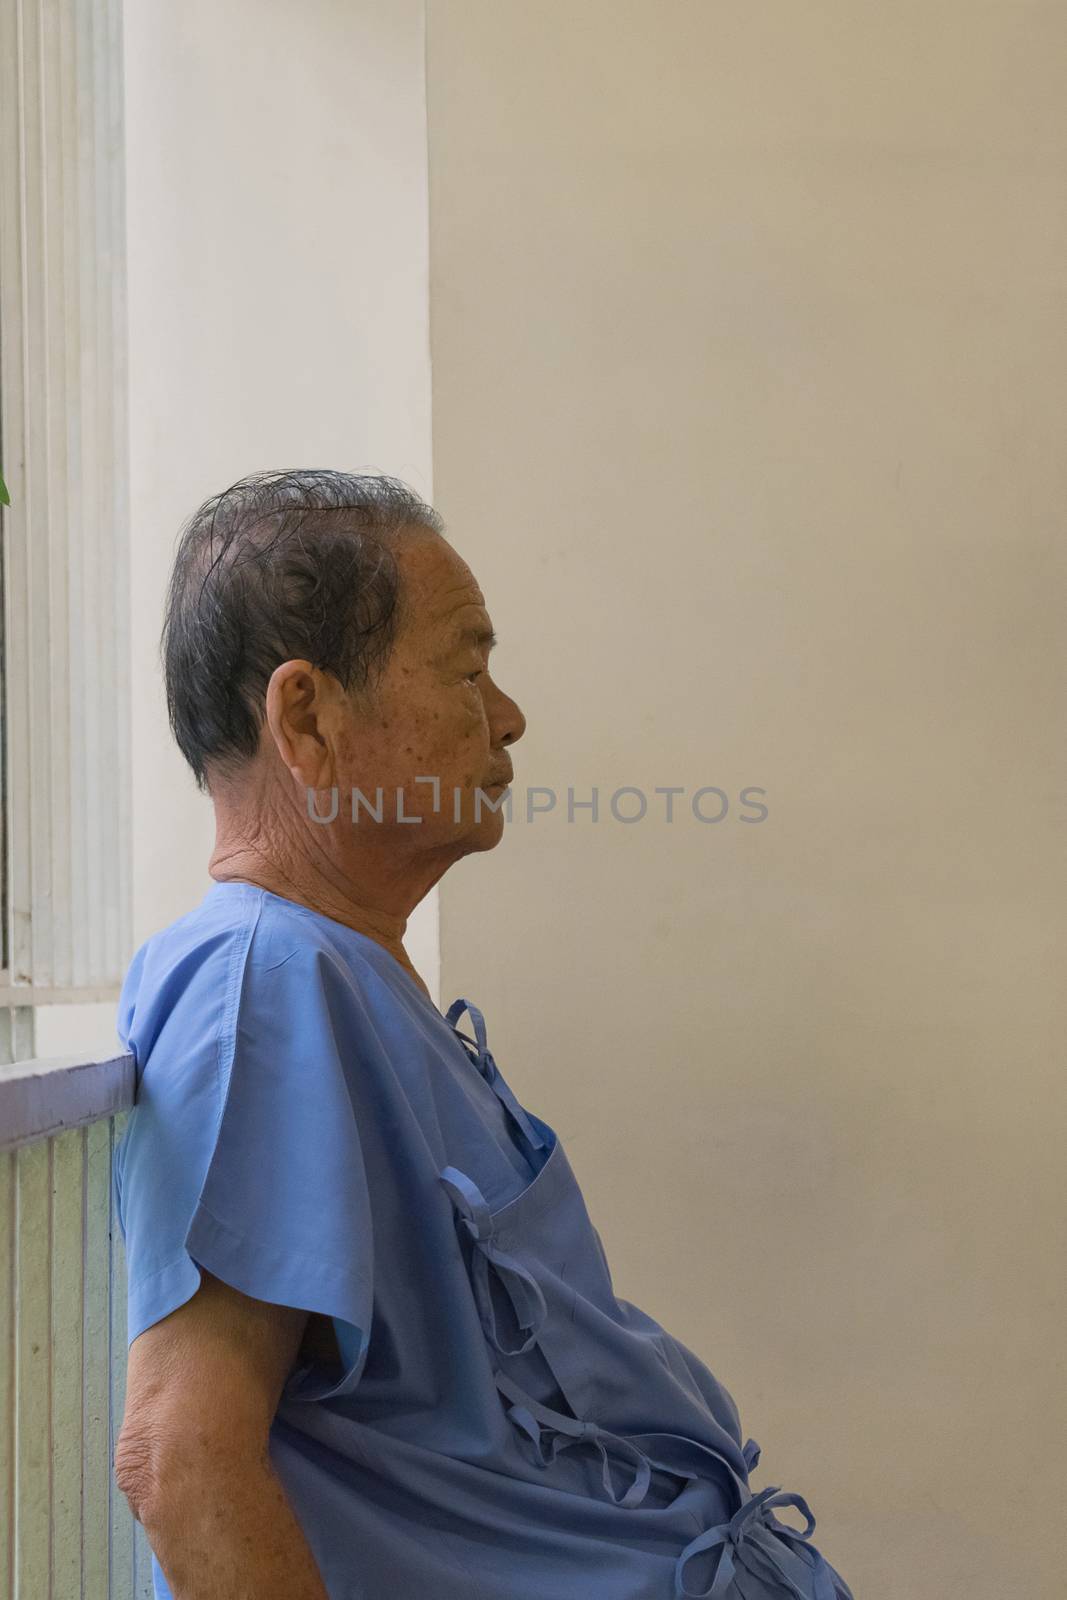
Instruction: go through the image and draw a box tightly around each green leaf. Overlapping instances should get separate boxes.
[0,469,9,506]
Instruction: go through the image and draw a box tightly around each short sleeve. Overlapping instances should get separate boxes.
[114,897,374,1404]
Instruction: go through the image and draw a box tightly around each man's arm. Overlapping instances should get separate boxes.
[114,1267,331,1600]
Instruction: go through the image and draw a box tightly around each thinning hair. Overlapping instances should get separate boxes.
[161,467,444,791]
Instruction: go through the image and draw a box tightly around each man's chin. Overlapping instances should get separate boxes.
[462,809,508,854]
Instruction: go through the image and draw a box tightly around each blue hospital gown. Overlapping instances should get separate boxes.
[113,881,853,1600]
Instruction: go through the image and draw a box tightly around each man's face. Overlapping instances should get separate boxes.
[333,530,526,856]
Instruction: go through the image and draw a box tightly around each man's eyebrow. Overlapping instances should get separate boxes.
[455,625,498,649]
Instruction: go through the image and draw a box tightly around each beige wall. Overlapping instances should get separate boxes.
[428,4,1066,1594]
[121,0,437,989]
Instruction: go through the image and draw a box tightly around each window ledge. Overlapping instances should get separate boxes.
[0,1053,135,1152]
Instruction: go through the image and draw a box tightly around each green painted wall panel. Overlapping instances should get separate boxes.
[82,1119,112,1598]
[50,1129,85,1599]
[15,1141,52,1598]
[0,1116,145,1599]
[1,1152,14,1600]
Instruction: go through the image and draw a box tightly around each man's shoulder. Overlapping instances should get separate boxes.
[120,883,260,1008]
[118,883,386,1067]
[117,883,256,1066]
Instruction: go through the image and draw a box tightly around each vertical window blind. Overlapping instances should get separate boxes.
[0,0,130,1035]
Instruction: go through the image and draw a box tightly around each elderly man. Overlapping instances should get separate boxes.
[113,470,852,1600]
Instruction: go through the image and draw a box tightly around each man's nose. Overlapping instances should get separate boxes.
[492,683,526,746]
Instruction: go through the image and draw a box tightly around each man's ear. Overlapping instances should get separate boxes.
[263,660,339,789]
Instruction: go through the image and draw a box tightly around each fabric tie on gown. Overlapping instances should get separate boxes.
[445,999,549,1156]
[437,1162,655,1509]
[674,1486,840,1600]
[494,1368,653,1509]
[438,1164,548,1355]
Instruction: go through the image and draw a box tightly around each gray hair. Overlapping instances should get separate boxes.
[161,467,444,791]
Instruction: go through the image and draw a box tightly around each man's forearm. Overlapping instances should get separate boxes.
[132,1454,330,1600]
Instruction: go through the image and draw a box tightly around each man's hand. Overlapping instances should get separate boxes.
[114,1267,331,1599]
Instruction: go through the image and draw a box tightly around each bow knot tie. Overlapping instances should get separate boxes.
[675,1485,840,1599]
[494,1369,653,1510]
[438,1166,547,1357]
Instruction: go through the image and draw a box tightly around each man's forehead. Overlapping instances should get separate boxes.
[398,538,487,623]
[425,590,491,644]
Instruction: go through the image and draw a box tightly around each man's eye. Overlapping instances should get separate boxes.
[463,670,483,684]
